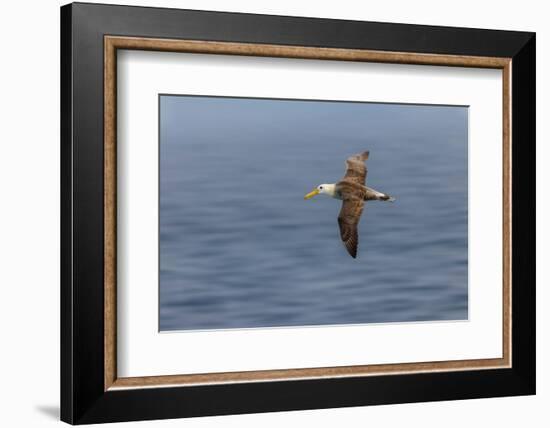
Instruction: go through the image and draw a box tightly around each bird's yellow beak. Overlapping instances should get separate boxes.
[304,188,320,200]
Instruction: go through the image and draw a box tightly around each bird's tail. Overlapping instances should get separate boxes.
[365,187,395,202]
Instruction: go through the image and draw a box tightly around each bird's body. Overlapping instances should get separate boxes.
[322,182,392,201]
[304,151,394,258]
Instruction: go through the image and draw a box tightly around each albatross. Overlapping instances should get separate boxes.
[304,151,394,258]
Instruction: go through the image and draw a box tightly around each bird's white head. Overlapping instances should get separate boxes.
[304,183,336,199]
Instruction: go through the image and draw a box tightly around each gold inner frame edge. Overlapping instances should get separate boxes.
[104,35,512,391]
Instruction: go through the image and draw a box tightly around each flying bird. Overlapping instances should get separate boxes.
[304,151,394,258]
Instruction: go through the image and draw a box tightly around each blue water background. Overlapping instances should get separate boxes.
[159,95,468,331]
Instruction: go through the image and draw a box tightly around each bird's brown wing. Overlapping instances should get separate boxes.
[338,198,365,258]
[342,151,369,185]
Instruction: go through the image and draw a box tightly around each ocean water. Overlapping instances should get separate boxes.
[159,95,468,331]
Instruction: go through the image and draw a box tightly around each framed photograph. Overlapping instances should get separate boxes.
[60,2,535,424]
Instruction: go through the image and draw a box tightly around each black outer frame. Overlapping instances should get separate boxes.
[60,2,535,424]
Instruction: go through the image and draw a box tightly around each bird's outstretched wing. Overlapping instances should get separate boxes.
[342,151,369,185]
[338,198,365,258]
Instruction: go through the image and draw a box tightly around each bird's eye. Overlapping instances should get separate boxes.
[320,186,323,189]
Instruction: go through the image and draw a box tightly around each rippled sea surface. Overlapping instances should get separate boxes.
[159,95,468,331]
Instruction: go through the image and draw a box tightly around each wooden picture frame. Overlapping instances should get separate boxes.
[61,2,535,424]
